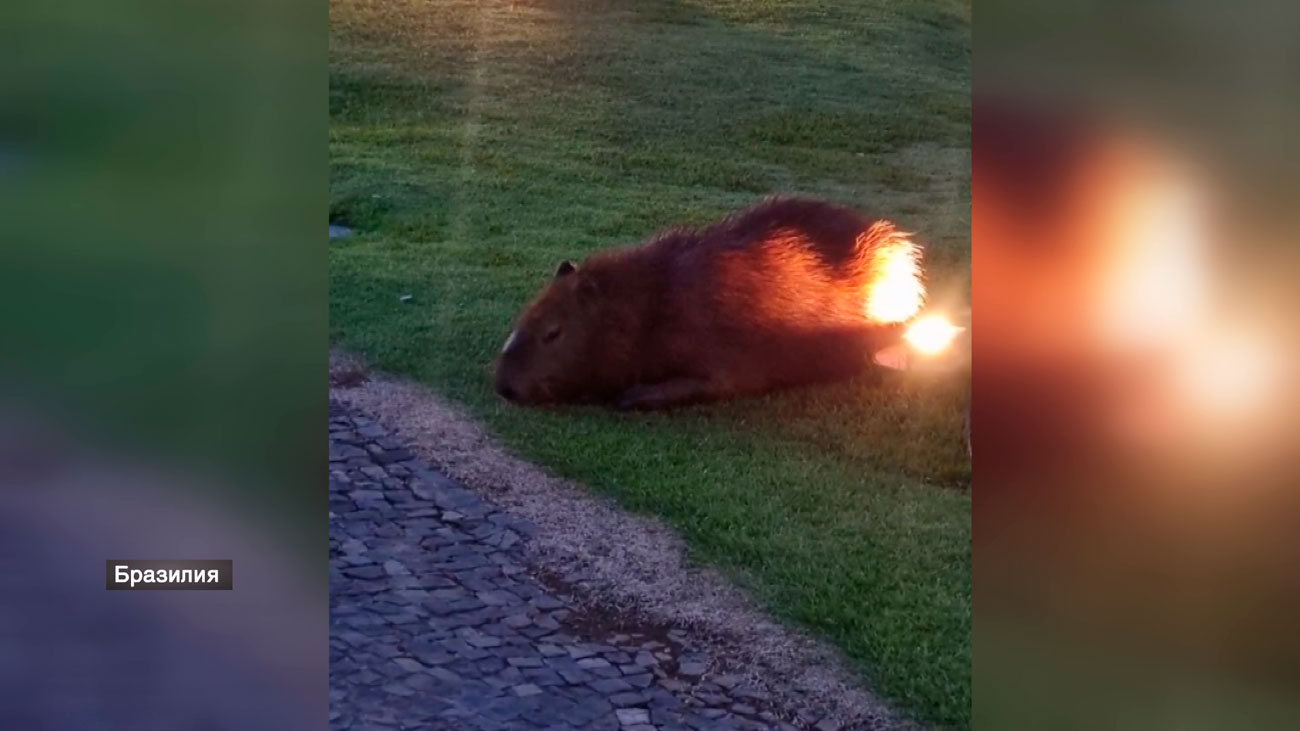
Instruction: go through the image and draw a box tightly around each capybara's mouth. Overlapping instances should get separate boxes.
[497,393,565,409]
[495,385,543,407]
[492,376,552,408]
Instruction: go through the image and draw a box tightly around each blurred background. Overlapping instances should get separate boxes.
[975,0,1300,728]
[0,1,323,728]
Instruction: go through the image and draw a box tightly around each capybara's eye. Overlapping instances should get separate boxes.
[542,325,562,344]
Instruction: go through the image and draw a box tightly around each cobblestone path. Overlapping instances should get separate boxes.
[330,402,823,731]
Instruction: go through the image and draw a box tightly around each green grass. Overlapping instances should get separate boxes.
[330,0,970,726]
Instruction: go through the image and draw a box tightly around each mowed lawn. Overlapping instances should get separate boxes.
[330,0,970,727]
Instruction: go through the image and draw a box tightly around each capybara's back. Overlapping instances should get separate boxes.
[493,196,922,410]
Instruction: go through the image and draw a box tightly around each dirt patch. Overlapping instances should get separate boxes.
[329,350,370,389]
[329,348,927,731]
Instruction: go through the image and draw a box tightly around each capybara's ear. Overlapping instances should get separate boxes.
[554,260,576,278]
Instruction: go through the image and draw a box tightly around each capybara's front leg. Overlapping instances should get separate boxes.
[614,378,724,411]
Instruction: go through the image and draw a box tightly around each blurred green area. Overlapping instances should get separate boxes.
[0,1,325,567]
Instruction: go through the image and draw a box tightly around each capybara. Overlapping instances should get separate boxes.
[492,196,923,410]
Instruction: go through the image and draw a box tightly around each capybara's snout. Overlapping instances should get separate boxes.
[493,356,542,406]
[492,360,520,403]
[494,374,520,403]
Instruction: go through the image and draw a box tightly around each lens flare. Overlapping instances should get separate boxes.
[1095,152,1208,350]
[864,230,924,324]
[1177,327,1275,420]
[904,315,965,355]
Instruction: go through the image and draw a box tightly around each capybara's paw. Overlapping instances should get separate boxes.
[614,384,657,411]
[615,378,716,411]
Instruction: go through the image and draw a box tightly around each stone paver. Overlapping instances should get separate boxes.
[330,401,820,730]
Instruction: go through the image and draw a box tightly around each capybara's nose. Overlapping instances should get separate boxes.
[494,373,519,402]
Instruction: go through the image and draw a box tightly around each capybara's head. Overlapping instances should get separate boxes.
[493,259,603,406]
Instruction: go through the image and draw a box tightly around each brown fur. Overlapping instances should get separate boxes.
[492,196,916,410]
